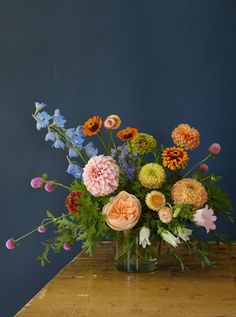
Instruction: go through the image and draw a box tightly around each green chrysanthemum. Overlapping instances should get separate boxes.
[138,163,166,189]
[129,133,157,155]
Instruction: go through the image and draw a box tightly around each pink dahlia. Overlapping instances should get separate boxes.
[83,155,119,196]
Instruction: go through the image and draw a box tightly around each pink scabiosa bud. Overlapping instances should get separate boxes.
[209,143,221,155]
[31,177,44,188]
[63,242,72,251]
[37,226,47,233]
[199,164,209,173]
[5,239,16,250]
[45,182,56,192]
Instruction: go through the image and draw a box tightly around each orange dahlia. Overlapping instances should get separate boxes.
[82,116,103,136]
[171,178,208,210]
[162,147,189,170]
[116,127,138,141]
[172,123,200,150]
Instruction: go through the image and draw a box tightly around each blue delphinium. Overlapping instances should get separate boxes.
[66,125,85,149]
[52,137,65,150]
[123,161,135,179]
[68,147,78,158]
[53,109,66,128]
[35,111,51,130]
[45,131,57,142]
[35,102,46,111]
[115,144,137,179]
[84,142,98,158]
[66,163,82,179]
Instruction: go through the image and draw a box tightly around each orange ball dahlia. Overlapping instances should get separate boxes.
[162,147,189,170]
[82,115,103,136]
[172,123,200,150]
[171,178,208,210]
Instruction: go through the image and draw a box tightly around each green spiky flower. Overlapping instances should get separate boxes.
[129,133,157,155]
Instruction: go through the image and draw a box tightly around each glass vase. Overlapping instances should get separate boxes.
[114,228,158,272]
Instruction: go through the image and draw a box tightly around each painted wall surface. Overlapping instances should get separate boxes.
[0,1,235,316]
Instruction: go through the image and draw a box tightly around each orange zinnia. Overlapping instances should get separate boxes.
[116,127,138,141]
[162,147,189,170]
[83,116,103,136]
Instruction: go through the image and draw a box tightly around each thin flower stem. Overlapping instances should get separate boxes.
[108,130,113,154]
[14,215,69,243]
[50,181,71,191]
[110,136,126,177]
[201,175,212,182]
[183,153,212,178]
[49,125,87,164]
[128,140,137,175]
[97,132,109,154]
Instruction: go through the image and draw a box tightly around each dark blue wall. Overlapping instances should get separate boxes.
[1,1,236,316]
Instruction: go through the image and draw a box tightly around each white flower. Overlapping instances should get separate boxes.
[177,227,192,242]
[139,226,151,248]
[194,205,217,233]
[161,230,180,248]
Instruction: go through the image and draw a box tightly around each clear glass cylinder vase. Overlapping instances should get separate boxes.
[114,228,158,273]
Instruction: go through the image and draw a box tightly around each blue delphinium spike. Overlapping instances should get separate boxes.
[52,137,65,150]
[66,163,82,179]
[45,131,57,142]
[84,142,98,157]
[69,148,78,158]
[35,102,46,111]
[53,109,66,128]
[35,111,51,130]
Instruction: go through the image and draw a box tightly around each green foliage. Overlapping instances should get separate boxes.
[75,195,109,255]
[206,183,234,222]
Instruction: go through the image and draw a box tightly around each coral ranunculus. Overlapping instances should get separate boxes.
[82,115,103,136]
[83,155,119,196]
[171,178,208,210]
[172,123,200,150]
[102,191,141,231]
[162,147,189,170]
[116,127,138,141]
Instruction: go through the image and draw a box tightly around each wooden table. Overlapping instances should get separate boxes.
[15,242,236,317]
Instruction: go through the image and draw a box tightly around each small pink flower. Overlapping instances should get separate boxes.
[6,239,16,250]
[37,226,47,233]
[63,242,72,251]
[45,182,56,192]
[209,143,221,155]
[104,115,121,130]
[194,205,217,233]
[199,164,209,173]
[31,177,44,188]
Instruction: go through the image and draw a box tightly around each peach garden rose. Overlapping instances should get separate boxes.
[102,191,141,231]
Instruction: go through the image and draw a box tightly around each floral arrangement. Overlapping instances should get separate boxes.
[6,102,234,271]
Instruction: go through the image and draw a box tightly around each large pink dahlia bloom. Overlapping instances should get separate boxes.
[83,155,119,196]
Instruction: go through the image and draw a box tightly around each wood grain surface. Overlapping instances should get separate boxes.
[15,241,236,317]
